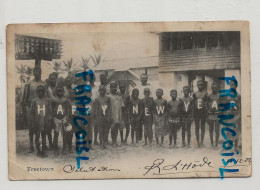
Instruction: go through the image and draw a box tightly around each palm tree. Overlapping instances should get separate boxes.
[24,66,34,82]
[16,64,26,85]
[62,58,74,75]
[90,53,102,67]
[48,61,64,75]
[80,56,91,71]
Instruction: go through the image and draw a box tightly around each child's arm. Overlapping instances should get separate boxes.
[204,93,209,119]
[178,101,182,118]
[128,100,132,122]
[192,93,196,112]
[107,97,113,124]
[139,100,144,122]
[47,99,53,123]
[67,99,72,124]
[29,100,36,127]
[191,98,194,119]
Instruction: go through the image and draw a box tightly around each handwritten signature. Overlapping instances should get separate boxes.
[144,157,214,176]
[63,164,120,173]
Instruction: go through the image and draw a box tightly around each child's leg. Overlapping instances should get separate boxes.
[35,130,41,155]
[62,131,67,152]
[46,122,53,149]
[41,131,47,154]
[53,131,59,150]
[130,123,134,143]
[173,123,177,146]
[187,122,191,146]
[169,123,173,145]
[136,122,142,142]
[201,114,206,145]
[67,132,73,151]
[120,129,124,144]
[111,124,115,144]
[143,121,148,144]
[139,124,143,141]
[47,129,53,149]
[208,119,214,146]
[99,125,104,147]
[161,136,164,144]
[94,121,99,145]
[124,122,130,143]
[114,124,119,144]
[86,120,93,147]
[135,130,138,144]
[194,117,200,147]
[182,121,186,146]
[148,120,153,144]
[29,127,35,152]
[112,123,119,145]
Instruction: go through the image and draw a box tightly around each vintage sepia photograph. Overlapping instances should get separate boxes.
[7,22,251,180]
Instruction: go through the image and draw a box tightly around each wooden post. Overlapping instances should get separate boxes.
[35,57,41,80]
[35,58,41,68]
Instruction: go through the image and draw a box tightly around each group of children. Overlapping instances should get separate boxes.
[28,72,241,158]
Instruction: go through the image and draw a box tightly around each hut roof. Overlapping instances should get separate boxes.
[94,56,158,71]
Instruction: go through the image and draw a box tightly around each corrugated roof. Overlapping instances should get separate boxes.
[93,56,159,71]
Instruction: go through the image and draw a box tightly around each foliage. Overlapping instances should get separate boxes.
[80,56,91,71]
[48,61,64,75]
[16,64,34,84]
[90,53,102,67]
[62,58,75,74]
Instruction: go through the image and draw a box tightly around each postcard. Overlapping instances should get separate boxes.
[6,21,251,180]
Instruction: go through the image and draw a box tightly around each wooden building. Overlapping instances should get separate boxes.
[159,32,241,96]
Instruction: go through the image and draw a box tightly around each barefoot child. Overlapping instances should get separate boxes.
[94,85,112,149]
[119,82,130,145]
[108,82,125,147]
[142,88,154,146]
[30,85,52,157]
[129,88,143,146]
[193,80,208,148]
[167,89,182,148]
[153,88,167,147]
[52,85,71,155]
[207,82,221,149]
[180,86,193,148]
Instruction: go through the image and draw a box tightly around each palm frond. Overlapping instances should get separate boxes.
[90,53,102,67]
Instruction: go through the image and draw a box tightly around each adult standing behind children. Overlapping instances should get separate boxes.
[46,72,58,100]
